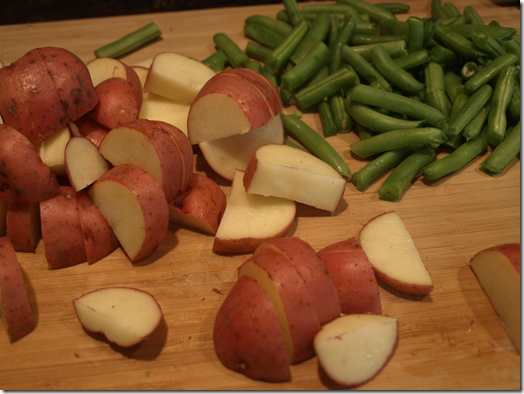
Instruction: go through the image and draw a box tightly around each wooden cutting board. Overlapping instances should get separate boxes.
[0,0,520,390]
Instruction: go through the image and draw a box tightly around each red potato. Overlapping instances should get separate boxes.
[254,237,341,326]
[168,173,227,235]
[34,125,71,176]
[0,237,34,342]
[0,47,98,144]
[40,186,87,269]
[70,114,109,147]
[89,77,141,129]
[75,190,119,265]
[88,164,169,263]
[6,202,40,253]
[213,275,291,383]
[0,124,60,204]
[98,119,184,202]
[238,248,322,365]
[317,237,382,315]
[0,200,8,236]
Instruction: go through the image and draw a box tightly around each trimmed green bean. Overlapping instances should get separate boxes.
[448,24,517,42]
[276,10,291,24]
[370,45,425,93]
[328,14,340,48]
[309,64,331,85]
[330,92,352,133]
[245,61,262,73]
[341,46,392,91]
[279,62,297,105]
[302,4,363,22]
[379,19,409,36]
[487,65,517,146]
[434,22,487,59]
[244,23,285,48]
[355,122,377,140]
[351,34,407,45]
[463,5,484,25]
[261,69,279,90]
[330,16,357,74]
[290,11,331,65]
[424,61,452,120]
[443,71,463,104]
[447,84,493,136]
[464,53,518,93]
[245,15,293,37]
[213,33,250,68]
[421,126,489,180]
[430,45,458,66]
[295,67,359,109]
[347,84,448,130]
[507,79,520,118]
[318,100,338,137]
[337,0,396,23]
[463,102,490,140]
[393,49,430,70]
[284,137,308,151]
[202,50,230,72]
[375,2,410,14]
[94,22,161,58]
[449,15,467,25]
[431,0,448,19]
[352,146,419,190]
[281,42,330,91]
[349,40,408,61]
[407,16,424,53]
[461,61,480,80]
[346,101,425,133]
[442,2,461,17]
[282,114,352,180]
[264,20,309,74]
[378,148,437,201]
[481,121,521,174]
[471,31,506,60]
[282,0,305,26]
[245,41,273,62]
[349,128,448,158]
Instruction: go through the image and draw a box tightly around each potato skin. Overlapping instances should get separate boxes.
[213,275,291,383]
[6,202,40,253]
[0,124,60,203]
[0,236,34,342]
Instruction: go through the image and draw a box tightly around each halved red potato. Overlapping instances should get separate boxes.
[0,200,7,237]
[238,248,322,365]
[0,124,60,204]
[139,92,191,135]
[254,237,341,325]
[0,236,34,342]
[75,190,119,265]
[34,124,71,176]
[98,119,184,202]
[6,202,40,253]
[40,186,87,269]
[213,275,291,382]
[88,164,169,263]
[168,173,227,235]
[317,237,382,315]
[70,114,110,147]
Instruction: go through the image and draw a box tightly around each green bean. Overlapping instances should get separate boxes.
[330,16,357,74]
[390,50,430,71]
[349,40,408,61]
[302,4,363,22]
[449,87,470,118]
[282,114,352,180]
[463,102,490,140]
[481,120,521,174]
[289,11,331,65]
[263,20,309,74]
[464,53,518,93]
[500,38,520,60]
[352,146,419,190]
[318,100,338,137]
[244,23,285,48]
[213,33,250,68]
[279,62,297,105]
[351,34,407,45]
[349,128,448,158]
[261,69,279,90]
[408,16,425,53]
[347,84,448,130]
[245,41,273,62]
[282,0,305,26]
[355,122,377,140]
[295,67,359,109]
[370,45,425,93]
[461,61,480,80]
[378,148,437,201]
[309,64,331,85]
[434,22,487,60]
[346,101,425,133]
[443,71,463,104]
[449,15,467,25]
[447,84,493,136]
[330,92,353,133]
[431,0,448,19]
[448,24,517,42]
[328,14,340,48]
[202,50,230,72]
[244,61,262,73]
[421,126,489,180]
[337,0,396,23]
[487,65,517,146]
[471,31,506,60]
[424,61,452,120]
[379,19,409,36]
[281,42,330,91]
[94,22,161,58]
[245,14,293,37]
[507,79,520,118]
[276,10,291,24]
[430,44,458,66]
[341,46,392,91]
[375,2,410,14]
[442,2,461,17]
[284,138,308,151]
[463,5,484,25]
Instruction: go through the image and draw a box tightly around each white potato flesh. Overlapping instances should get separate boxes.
[139,91,190,135]
[65,137,111,191]
[35,125,71,175]
[87,58,129,87]
[73,287,162,347]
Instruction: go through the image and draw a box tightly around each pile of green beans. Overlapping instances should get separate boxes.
[201,0,520,201]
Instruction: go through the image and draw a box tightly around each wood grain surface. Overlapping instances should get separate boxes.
[0,0,520,390]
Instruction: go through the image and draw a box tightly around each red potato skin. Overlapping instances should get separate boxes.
[89,77,140,130]
[254,237,341,325]
[75,190,119,265]
[0,47,98,144]
[239,248,322,365]
[6,202,40,253]
[471,243,520,274]
[317,237,382,315]
[0,124,60,204]
[212,224,292,255]
[72,114,109,147]
[213,275,291,383]
[0,236,34,342]
[91,164,169,262]
[40,186,87,269]
[169,173,227,235]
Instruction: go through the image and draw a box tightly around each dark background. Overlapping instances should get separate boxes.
[1,1,282,26]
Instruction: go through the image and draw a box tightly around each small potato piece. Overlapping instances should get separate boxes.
[213,275,291,382]
[317,237,382,315]
[40,186,87,269]
[0,124,60,204]
[71,114,109,147]
[0,236,34,342]
[6,202,40,253]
